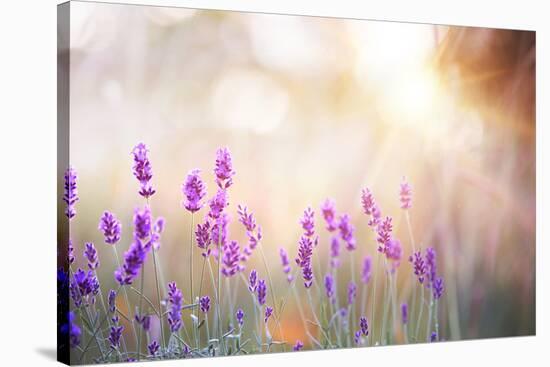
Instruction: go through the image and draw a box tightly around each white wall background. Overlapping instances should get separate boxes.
[0,0,546,366]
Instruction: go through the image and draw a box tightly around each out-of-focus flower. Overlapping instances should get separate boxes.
[222,240,241,277]
[361,256,372,284]
[293,340,304,351]
[60,311,81,348]
[348,281,357,305]
[99,211,122,245]
[264,306,273,323]
[131,143,155,199]
[236,308,245,328]
[148,340,160,356]
[300,207,315,237]
[360,316,369,336]
[279,248,293,282]
[433,277,445,299]
[108,289,116,313]
[361,188,381,228]
[399,176,412,210]
[84,242,99,270]
[321,199,338,232]
[238,205,262,262]
[208,189,228,220]
[425,247,437,286]
[430,332,437,342]
[115,239,148,285]
[257,279,267,306]
[377,216,393,252]
[167,282,183,333]
[214,147,235,189]
[68,240,75,265]
[330,236,340,268]
[324,273,335,302]
[63,167,79,220]
[401,303,408,324]
[338,214,356,251]
[354,330,362,345]
[182,169,207,213]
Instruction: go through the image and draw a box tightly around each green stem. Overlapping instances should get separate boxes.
[370,254,380,346]
[151,248,166,351]
[112,246,139,347]
[137,264,145,360]
[415,285,425,341]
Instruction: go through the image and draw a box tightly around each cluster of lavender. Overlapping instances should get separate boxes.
[59,144,446,364]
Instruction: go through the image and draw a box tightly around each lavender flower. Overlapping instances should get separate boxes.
[109,325,124,349]
[338,214,356,251]
[401,303,408,324]
[278,248,293,282]
[114,239,148,285]
[361,256,372,284]
[214,147,235,189]
[167,282,183,333]
[257,279,267,306]
[425,247,437,286]
[300,207,315,237]
[320,199,338,232]
[63,167,79,220]
[99,211,122,245]
[133,206,152,241]
[293,340,304,351]
[324,273,335,302]
[195,220,212,257]
[361,188,381,228]
[148,340,160,356]
[330,236,340,268]
[135,314,151,332]
[237,204,257,232]
[72,268,100,299]
[295,235,314,288]
[399,177,412,210]
[385,238,403,270]
[182,169,207,213]
[377,216,393,252]
[60,311,81,348]
[132,143,155,198]
[264,306,273,323]
[84,242,99,270]
[360,316,369,336]
[248,270,258,292]
[151,217,165,250]
[108,289,116,313]
[68,240,75,265]
[409,250,426,284]
[208,188,228,221]
[348,281,357,305]
[236,308,245,328]
[430,332,437,342]
[199,296,210,313]
[354,330,362,345]
[433,277,445,299]
[238,205,262,261]
[211,213,229,250]
[222,240,241,277]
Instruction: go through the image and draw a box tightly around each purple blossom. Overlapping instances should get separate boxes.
[409,250,426,284]
[300,207,315,237]
[293,340,304,351]
[68,240,75,265]
[208,188,228,221]
[425,247,437,287]
[211,213,229,252]
[361,256,372,284]
[60,311,81,348]
[148,340,160,356]
[222,240,242,277]
[399,177,412,210]
[385,238,403,271]
[238,205,262,261]
[182,169,207,213]
[338,214,356,251]
[151,217,165,250]
[369,204,382,228]
[330,236,340,268]
[236,308,245,327]
[324,273,335,302]
[295,235,314,288]
[348,281,357,305]
[167,282,183,333]
[433,277,445,299]
[72,268,100,300]
[248,270,258,292]
[63,167,79,220]
[264,306,273,323]
[401,303,408,324]
[114,239,148,285]
[237,204,256,232]
[109,325,124,349]
[257,279,267,306]
[135,314,151,332]
[133,206,152,241]
[320,199,338,232]
[354,330,362,345]
[99,211,122,245]
[132,143,155,198]
[377,216,393,252]
[360,316,369,336]
[279,248,293,282]
[361,188,381,228]
[84,242,99,270]
[199,296,210,313]
[430,331,437,342]
[108,289,116,313]
[214,147,235,189]
[195,220,212,257]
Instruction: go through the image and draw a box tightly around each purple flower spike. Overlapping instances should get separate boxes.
[361,188,376,216]
[108,289,116,313]
[236,308,245,327]
[238,205,262,262]
[321,199,338,232]
[399,176,412,210]
[135,314,151,332]
[257,279,267,306]
[148,340,160,356]
[300,207,315,237]
[84,242,99,270]
[133,206,152,241]
[361,256,372,284]
[295,235,314,288]
[208,189,228,220]
[409,250,426,284]
[182,169,207,213]
[348,282,357,306]
[401,303,408,324]
[330,236,340,268]
[199,296,211,313]
[354,330,362,345]
[248,270,258,292]
[114,239,148,285]
[377,216,393,252]
[132,143,155,198]
[68,240,75,265]
[293,340,304,351]
[425,247,437,286]
[360,316,369,337]
[196,221,212,257]
[338,214,356,251]
[430,331,437,342]
[324,273,335,302]
[264,306,273,323]
[385,238,403,271]
[109,325,124,349]
[214,147,235,189]
[279,248,293,282]
[222,240,241,277]
[211,213,229,251]
[433,277,445,299]
[167,282,183,333]
[63,167,79,220]
[99,211,122,245]
[60,311,81,348]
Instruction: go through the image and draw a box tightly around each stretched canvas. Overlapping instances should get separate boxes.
[57,1,536,365]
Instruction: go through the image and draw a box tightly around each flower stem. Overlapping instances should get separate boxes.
[151,248,166,351]
[415,285,425,341]
[370,254,380,346]
[137,264,145,360]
